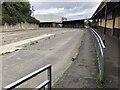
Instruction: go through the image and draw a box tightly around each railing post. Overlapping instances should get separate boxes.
[43,87,45,90]
[3,64,52,90]
[48,66,52,90]
[101,47,105,82]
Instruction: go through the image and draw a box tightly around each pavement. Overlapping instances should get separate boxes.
[54,29,100,88]
[54,28,119,89]
[1,27,119,89]
[0,28,85,88]
[94,28,119,88]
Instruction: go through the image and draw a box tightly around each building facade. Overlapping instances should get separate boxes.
[92,1,120,39]
[34,14,67,27]
[62,19,84,28]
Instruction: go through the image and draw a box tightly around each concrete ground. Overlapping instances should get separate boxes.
[1,27,118,89]
[54,29,100,88]
[1,28,78,46]
[53,28,119,89]
[0,28,85,88]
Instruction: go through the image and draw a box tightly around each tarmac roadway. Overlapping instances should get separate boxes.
[0,28,85,88]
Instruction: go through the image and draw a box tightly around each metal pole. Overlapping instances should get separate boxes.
[97,14,99,30]
[101,47,105,82]
[112,10,115,36]
[43,87,45,90]
[3,64,52,90]
[48,66,51,90]
[103,3,108,45]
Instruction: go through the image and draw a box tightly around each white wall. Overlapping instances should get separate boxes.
[0,22,39,32]
[34,14,62,23]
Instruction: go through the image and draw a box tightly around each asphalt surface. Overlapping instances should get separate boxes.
[54,29,99,88]
[0,28,85,88]
[1,28,78,45]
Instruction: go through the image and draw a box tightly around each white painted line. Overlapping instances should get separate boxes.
[0,34,54,55]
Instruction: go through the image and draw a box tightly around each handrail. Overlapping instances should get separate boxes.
[35,80,50,89]
[3,64,52,90]
[90,28,106,82]
[91,28,106,49]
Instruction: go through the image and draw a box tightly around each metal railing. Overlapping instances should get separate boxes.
[90,28,106,82]
[3,64,52,90]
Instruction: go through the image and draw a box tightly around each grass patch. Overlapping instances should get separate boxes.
[96,73,104,86]
[96,73,101,82]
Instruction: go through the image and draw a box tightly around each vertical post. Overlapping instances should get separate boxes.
[97,14,99,30]
[48,66,51,90]
[101,47,105,83]
[103,3,108,45]
[43,87,45,90]
[112,11,115,36]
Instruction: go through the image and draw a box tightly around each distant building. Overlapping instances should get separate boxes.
[62,19,85,28]
[34,14,67,27]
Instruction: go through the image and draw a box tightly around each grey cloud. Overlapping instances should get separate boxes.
[32,2,98,10]
[29,2,100,20]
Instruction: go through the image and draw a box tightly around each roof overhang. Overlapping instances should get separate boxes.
[92,1,120,19]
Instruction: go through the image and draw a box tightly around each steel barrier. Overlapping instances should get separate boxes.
[90,28,105,82]
[2,64,52,90]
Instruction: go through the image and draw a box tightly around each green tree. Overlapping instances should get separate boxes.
[2,2,39,25]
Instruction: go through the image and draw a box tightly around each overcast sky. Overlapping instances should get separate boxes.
[28,0,101,20]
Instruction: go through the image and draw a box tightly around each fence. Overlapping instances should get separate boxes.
[90,28,106,82]
[3,64,52,90]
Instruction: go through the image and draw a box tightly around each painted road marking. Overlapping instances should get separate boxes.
[0,34,54,55]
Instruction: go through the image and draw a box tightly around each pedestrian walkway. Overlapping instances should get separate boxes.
[53,28,119,89]
[53,30,100,88]
[95,29,119,88]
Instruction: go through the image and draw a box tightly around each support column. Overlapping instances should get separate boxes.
[103,3,108,45]
[112,10,115,36]
[97,14,99,29]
